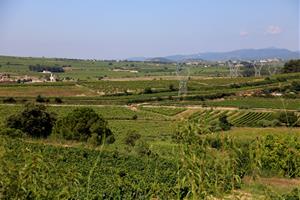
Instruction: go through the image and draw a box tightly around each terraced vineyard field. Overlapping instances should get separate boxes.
[205,97,300,110]
[189,109,277,127]
[139,106,186,116]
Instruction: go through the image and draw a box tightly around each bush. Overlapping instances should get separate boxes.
[277,112,299,127]
[208,114,232,132]
[282,59,300,73]
[3,97,16,103]
[218,114,232,131]
[143,87,153,94]
[6,104,56,138]
[36,95,46,103]
[169,84,176,91]
[257,135,300,177]
[256,119,280,127]
[52,107,114,145]
[134,140,151,156]
[54,97,63,104]
[124,131,141,147]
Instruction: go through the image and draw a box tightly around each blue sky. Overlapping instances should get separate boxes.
[0,0,299,59]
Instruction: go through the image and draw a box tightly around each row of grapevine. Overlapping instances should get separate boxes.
[139,106,187,116]
[189,109,276,127]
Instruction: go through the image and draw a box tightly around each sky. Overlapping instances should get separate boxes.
[0,0,299,59]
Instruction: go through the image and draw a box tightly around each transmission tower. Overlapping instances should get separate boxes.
[267,63,278,76]
[253,61,263,77]
[176,64,189,96]
[227,61,239,78]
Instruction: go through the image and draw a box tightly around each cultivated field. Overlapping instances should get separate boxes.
[0,56,299,199]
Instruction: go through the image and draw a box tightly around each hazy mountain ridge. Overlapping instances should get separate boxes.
[128,48,300,62]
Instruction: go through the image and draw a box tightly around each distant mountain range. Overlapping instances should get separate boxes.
[128,48,300,62]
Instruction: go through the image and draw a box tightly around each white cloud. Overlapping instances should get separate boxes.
[266,25,282,35]
[240,31,249,37]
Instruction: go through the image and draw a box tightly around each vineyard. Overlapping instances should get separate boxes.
[0,55,299,199]
[139,106,187,116]
[188,109,278,127]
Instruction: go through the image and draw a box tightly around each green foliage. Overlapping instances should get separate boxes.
[52,107,114,145]
[0,138,82,199]
[3,97,16,104]
[134,140,152,156]
[124,131,141,147]
[168,84,176,91]
[6,104,56,138]
[250,135,300,178]
[0,137,177,199]
[54,97,63,104]
[283,60,300,73]
[218,114,232,131]
[277,111,299,127]
[256,119,280,127]
[132,114,138,120]
[0,128,25,138]
[175,122,241,199]
[36,94,49,103]
[143,87,153,94]
[140,106,186,116]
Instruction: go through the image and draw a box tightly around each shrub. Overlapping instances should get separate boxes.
[169,84,176,91]
[277,112,299,127]
[54,97,63,104]
[218,114,232,131]
[36,95,46,103]
[143,87,153,94]
[124,131,141,147]
[256,119,280,127]
[134,140,151,156]
[6,104,56,138]
[3,97,16,103]
[282,59,300,73]
[52,107,114,145]
[132,114,138,120]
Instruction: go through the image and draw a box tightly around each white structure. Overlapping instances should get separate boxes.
[227,61,240,78]
[176,64,189,96]
[267,64,278,76]
[253,61,263,77]
[49,73,56,82]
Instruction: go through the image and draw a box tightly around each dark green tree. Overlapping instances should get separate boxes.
[218,114,232,131]
[282,60,300,73]
[52,107,114,144]
[6,103,56,137]
[144,87,153,94]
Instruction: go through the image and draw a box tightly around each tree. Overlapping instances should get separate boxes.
[282,60,300,73]
[6,103,56,137]
[36,95,46,103]
[52,107,114,144]
[169,84,176,91]
[218,114,232,131]
[144,87,153,94]
[54,97,63,104]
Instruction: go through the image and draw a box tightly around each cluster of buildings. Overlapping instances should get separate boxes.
[0,72,57,83]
